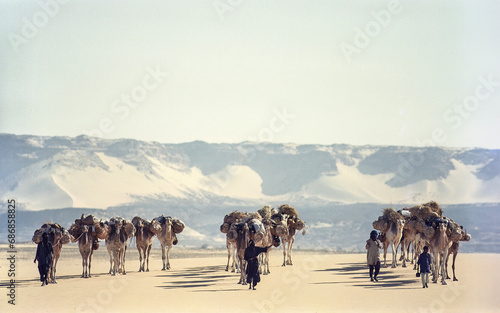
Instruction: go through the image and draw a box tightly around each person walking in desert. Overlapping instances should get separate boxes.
[366,230,382,282]
[34,232,53,286]
[244,239,271,290]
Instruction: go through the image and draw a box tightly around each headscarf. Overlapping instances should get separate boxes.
[42,232,49,245]
[370,230,378,241]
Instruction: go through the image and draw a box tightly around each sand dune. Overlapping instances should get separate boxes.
[1,245,498,313]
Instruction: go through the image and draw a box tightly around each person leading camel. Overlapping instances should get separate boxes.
[417,246,432,288]
[34,232,53,286]
[244,240,271,290]
[366,230,382,282]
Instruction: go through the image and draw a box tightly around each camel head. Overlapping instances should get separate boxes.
[437,221,447,233]
[461,229,471,242]
[397,219,405,229]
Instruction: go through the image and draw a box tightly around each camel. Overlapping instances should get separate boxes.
[235,222,250,284]
[272,213,296,267]
[132,217,160,272]
[155,215,176,270]
[428,222,452,284]
[221,211,247,273]
[412,232,428,271]
[225,223,240,273]
[445,227,471,281]
[105,217,134,275]
[76,225,96,278]
[257,220,274,275]
[32,224,71,284]
[400,222,417,268]
[380,218,405,268]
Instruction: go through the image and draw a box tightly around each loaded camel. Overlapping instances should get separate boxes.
[76,225,97,278]
[273,204,306,267]
[132,216,161,272]
[220,211,247,272]
[154,215,185,270]
[445,227,471,281]
[69,214,108,278]
[105,217,135,275]
[428,221,453,285]
[373,208,405,268]
[32,224,72,284]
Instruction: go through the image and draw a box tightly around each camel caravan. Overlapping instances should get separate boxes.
[30,200,470,289]
[220,204,306,285]
[32,213,185,281]
[372,201,471,285]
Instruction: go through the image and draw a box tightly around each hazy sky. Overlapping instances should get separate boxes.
[1,0,499,148]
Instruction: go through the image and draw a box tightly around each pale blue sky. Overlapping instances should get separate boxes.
[1,0,499,148]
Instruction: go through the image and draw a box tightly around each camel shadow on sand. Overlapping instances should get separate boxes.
[0,272,111,287]
[155,265,242,292]
[314,262,418,290]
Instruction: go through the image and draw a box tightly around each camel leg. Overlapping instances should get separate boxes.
[233,243,239,273]
[161,243,166,270]
[166,244,172,270]
[383,242,388,268]
[122,246,127,275]
[432,251,438,283]
[452,252,458,281]
[441,250,448,285]
[226,241,231,271]
[282,241,287,266]
[287,239,294,265]
[52,255,59,283]
[391,243,396,268]
[81,255,86,278]
[112,249,118,276]
[88,250,93,278]
[239,257,247,285]
[402,241,407,268]
[138,246,143,272]
[146,244,151,272]
[445,252,451,279]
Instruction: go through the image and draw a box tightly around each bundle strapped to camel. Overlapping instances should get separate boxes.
[409,201,443,220]
[258,205,272,219]
[132,216,162,234]
[69,214,109,241]
[172,219,185,234]
[220,211,247,234]
[32,223,72,244]
[152,215,185,234]
[278,204,298,217]
[372,208,403,232]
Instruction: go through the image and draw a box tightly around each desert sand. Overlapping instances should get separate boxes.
[1,244,499,313]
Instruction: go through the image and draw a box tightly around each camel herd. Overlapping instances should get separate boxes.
[31,201,469,288]
[220,204,306,285]
[32,214,184,283]
[373,201,471,285]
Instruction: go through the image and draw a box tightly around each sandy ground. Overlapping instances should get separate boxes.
[1,244,499,313]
